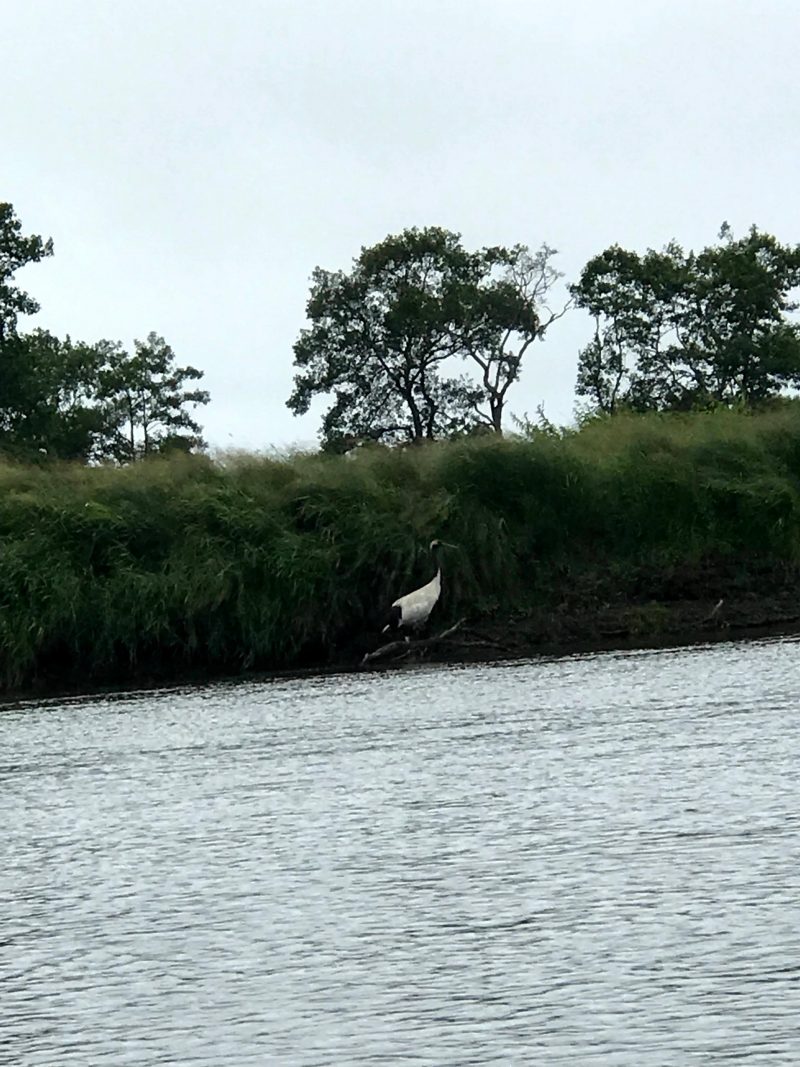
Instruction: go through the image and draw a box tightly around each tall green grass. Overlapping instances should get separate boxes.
[2,404,800,691]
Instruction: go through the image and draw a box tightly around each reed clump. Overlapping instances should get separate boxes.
[2,403,800,691]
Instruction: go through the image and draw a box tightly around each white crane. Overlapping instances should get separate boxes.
[382,540,456,636]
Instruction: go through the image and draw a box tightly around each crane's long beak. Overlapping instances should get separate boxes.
[440,541,458,549]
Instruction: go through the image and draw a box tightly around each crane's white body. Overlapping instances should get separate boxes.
[389,569,441,630]
[381,539,455,635]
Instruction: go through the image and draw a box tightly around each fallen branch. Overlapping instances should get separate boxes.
[702,597,725,624]
[360,618,466,667]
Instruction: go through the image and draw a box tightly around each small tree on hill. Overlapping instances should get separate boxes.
[97,332,210,461]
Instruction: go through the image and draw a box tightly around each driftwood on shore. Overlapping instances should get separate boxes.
[360,618,468,667]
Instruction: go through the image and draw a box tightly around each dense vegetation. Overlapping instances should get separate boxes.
[572,224,800,415]
[3,202,800,694]
[290,222,800,450]
[0,203,209,462]
[3,404,800,693]
[288,227,565,449]
[5,202,800,459]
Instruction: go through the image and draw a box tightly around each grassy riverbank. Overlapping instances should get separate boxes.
[2,405,800,695]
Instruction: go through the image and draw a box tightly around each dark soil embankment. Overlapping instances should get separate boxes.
[355,557,800,669]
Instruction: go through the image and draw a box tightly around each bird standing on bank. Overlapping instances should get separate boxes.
[382,539,456,636]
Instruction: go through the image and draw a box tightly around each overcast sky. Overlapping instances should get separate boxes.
[4,0,799,451]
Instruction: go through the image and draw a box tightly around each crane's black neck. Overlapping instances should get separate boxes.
[430,542,444,578]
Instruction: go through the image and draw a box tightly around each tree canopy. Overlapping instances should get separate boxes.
[572,225,800,414]
[288,227,564,448]
[97,333,210,462]
[0,202,53,346]
[0,330,107,460]
[6,199,800,463]
[0,201,210,462]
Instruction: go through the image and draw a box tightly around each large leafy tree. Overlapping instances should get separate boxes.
[0,204,62,453]
[0,202,53,348]
[0,205,103,459]
[573,226,800,414]
[676,225,800,406]
[0,330,108,460]
[288,227,563,448]
[97,332,210,462]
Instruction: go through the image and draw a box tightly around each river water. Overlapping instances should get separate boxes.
[2,637,799,1065]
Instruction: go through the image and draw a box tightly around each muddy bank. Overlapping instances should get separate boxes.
[353,557,800,669]
[3,574,799,706]
[397,591,800,668]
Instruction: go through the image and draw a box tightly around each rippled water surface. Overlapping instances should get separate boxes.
[3,637,800,1065]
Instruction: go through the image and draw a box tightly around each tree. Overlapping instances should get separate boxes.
[0,330,108,460]
[0,203,61,454]
[572,242,688,414]
[573,226,800,414]
[675,225,800,407]
[0,202,54,348]
[97,332,210,461]
[0,203,212,463]
[289,227,481,448]
[288,227,564,448]
[456,243,567,432]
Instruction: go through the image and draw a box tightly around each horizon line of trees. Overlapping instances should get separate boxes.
[290,223,800,451]
[0,201,209,463]
[4,199,800,464]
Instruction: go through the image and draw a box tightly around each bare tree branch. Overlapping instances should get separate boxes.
[360,618,466,667]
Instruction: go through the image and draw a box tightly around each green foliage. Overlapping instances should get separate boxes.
[0,202,210,463]
[0,202,53,344]
[3,405,800,692]
[0,329,209,463]
[459,243,568,432]
[573,225,800,413]
[0,330,108,459]
[288,227,562,446]
[96,331,210,461]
